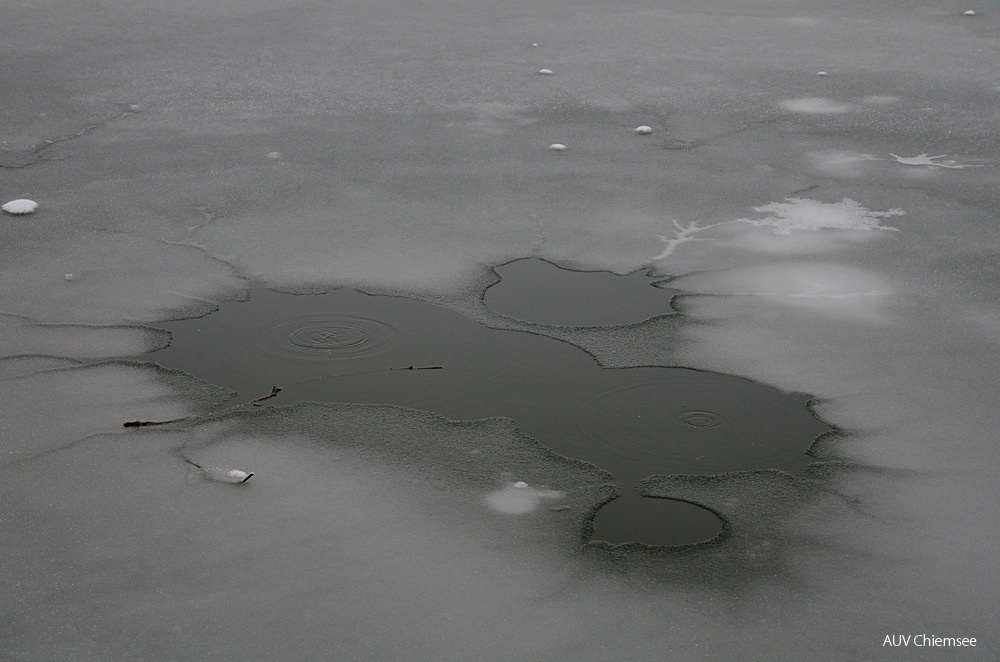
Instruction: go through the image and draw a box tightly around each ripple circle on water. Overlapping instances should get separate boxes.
[253,315,399,361]
[672,410,722,428]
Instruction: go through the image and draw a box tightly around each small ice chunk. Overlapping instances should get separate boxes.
[537,69,554,75]
[634,125,653,135]
[3,199,38,215]
[547,143,566,151]
[531,43,539,47]
[512,481,529,488]
[200,466,255,484]
[266,152,282,159]
[63,274,74,281]
[816,71,828,76]
[128,104,141,112]
[227,469,252,482]
[963,10,976,16]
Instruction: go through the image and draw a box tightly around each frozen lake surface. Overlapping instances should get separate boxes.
[144,281,829,546]
[2,0,997,659]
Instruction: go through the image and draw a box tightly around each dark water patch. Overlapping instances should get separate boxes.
[485,258,678,327]
[144,288,829,546]
[573,375,820,475]
[593,496,725,548]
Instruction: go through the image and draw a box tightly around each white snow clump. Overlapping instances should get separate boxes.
[485,481,565,514]
[3,199,38,215]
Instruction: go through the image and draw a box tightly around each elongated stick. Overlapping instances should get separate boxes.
[123,364,445,427]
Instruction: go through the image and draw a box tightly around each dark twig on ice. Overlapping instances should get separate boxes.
[252,386,282,403]
[123,364,445,427]
[124,417,190,427]
[182,456,203,469]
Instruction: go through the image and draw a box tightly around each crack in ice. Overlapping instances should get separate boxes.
[653,220,727,259]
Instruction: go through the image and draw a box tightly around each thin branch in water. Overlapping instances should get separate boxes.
[123,364,445,426]
[124,417,190,427]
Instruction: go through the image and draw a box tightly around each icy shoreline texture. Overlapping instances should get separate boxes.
[2,1,997,658]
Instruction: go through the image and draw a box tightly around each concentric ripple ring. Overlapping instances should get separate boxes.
[672,410,722,428]
[253,314,399,361]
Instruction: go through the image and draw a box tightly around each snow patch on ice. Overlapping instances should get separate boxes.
[806,150,881,177]
[737,198,903,235]
[653,199,902,260]
[780,98,853,114]
[486,481,566,514]
[669,262,893,322]
[860,95,899,105]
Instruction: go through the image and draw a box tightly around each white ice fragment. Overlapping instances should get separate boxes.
[266,152,282,159]
[537,69,554,75]
[128,104,141,112]
[63,274,74,281]
[816,71,828,76]
[2,199,38,215]
[547,143,566,151]
[531,43,539,47]
[963,10,976,16]
[634,125,653,135]
[485,482,565,514]
[226,469,253,483]
[889,153,982,169]
[200,466,255,484]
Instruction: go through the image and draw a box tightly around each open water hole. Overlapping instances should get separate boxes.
[143,259,830,546]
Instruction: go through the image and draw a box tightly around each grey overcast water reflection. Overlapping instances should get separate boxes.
[147,277,829,546]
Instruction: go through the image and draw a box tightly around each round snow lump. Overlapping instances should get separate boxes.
[634,126,653,135]
[3,199,38,215]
